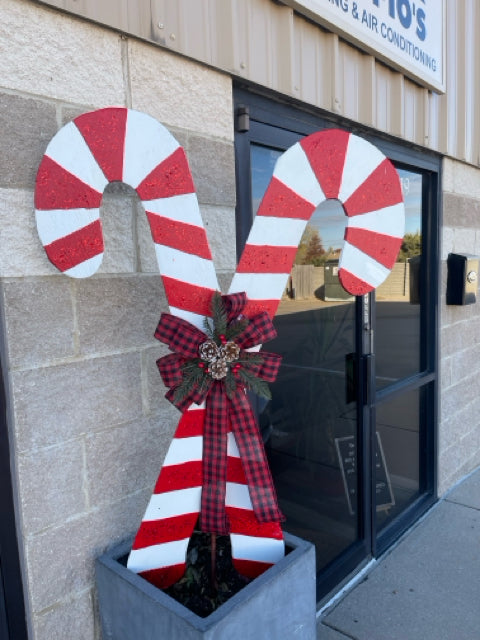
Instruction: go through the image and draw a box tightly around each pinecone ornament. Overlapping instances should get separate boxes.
[199,340,219,362]
[210,358,229,380]
[221,341,240,363]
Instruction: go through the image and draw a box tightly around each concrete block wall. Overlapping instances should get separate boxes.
[0,1,235,638]
[439,158,480,495]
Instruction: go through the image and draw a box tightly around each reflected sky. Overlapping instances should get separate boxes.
[251,144,422,252]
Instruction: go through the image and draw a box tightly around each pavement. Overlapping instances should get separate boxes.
[316,466,480,640]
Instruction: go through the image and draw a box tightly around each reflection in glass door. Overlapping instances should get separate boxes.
[235,92,438,602]
[251,144,361,574]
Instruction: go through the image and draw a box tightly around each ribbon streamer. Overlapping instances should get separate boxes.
[155,292,284,535]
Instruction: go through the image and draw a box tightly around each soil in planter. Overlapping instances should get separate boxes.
[164,531,251,618]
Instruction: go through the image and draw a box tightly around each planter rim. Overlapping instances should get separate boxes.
[96,531,314,631]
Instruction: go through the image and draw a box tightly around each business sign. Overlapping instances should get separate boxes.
[281,0,445,93]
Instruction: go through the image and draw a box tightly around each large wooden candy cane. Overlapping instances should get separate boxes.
[35,109,405,589]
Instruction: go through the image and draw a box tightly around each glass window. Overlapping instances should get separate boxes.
[374,169,423,388]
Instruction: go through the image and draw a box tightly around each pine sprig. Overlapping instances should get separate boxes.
[225,318,249,342]
[211,292,228,342]
[237,367,272,400]
[173,360,207,404]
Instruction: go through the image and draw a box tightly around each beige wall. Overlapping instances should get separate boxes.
[0,1,236,638]
[439,158,480,494]
[34,0,480,167]
[2,0,480,637]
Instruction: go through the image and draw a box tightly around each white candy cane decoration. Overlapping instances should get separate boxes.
[35,108,405,589]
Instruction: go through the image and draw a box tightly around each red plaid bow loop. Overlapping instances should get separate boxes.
[155,292,284,535]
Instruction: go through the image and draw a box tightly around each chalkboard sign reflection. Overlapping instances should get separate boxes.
[335,433,395,516]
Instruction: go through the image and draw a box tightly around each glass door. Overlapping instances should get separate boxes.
[234,89,439,601]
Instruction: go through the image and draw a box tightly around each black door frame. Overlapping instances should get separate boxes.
[0,308,28,639]
[233,85,440,600]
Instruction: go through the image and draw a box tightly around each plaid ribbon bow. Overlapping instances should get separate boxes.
[155,292,285,535]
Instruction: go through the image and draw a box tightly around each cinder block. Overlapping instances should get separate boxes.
[75,276,167,355]
[128,39,234,141]
[25,490,150,613]
[450,343,480,384]
[0,188,58,277]
[98,189,137,275]
[453,227,477,254]
[201,205,237,271]
[189,136,236,206]
[137,200,160,274]
[85,416,175,507]
[0,0,124,106]
[12,353,143,452]
[0,94,57,189]
[143,344,179,424]
[18,440,86,535]
[33,589,96,640]
[2,279,75,368]
[447,160,480,199]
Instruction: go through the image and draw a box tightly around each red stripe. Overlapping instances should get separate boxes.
[44,219,103,272]
[338,268,373,296]
[301,128,350,199]
[243,298,280,320]
[227,457,247,485]
[153,456,248,494]
[162,277,215,317]
[174,409,205,438]
[226,507,283,539]
[74,107,127,182]
[35,156,102,210]
[132,513,198,549]
[136,147,195,200]
[147,212,212,260]
[344,158,403,216]
[257,177,316,219]
[232,558,273,579]
[236,245,298,274]
[138,564,187,589]
[345,228,402,269]
[154,461,203,493]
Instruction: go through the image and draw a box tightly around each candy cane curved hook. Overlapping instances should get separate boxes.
[34,110,405,589]
[229,128,405,314]
[35,107,219,326]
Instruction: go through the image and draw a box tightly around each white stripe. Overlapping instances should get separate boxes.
[230,535,285,563]
[338,135,385,203]
[45,122,108,193]
[169,307,208,331]
[64,254,103,278]
[35,208,100,246]
[273,142,326,205]
[143,487,202,521]
[123,110,179,189]
[163,436,203,467]
[154,246,219,291]
[127,539,189,572]
[142,193,204,227]
[246,216,307,247]
[347,203,405,238]
[229,272,289,302]
[227,432,240,458]
[339,242,390,287]
[226,482,253,510]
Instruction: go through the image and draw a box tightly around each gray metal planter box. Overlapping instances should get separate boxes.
[96,532,316,640]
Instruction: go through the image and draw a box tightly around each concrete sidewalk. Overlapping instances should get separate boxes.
[317,466,480,640]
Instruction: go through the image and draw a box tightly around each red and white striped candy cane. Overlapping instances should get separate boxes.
[35,110,405,589]
[230,128,405,310]
[34,107,283,588]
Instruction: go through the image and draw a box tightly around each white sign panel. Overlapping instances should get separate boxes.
[282,0,445,92]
